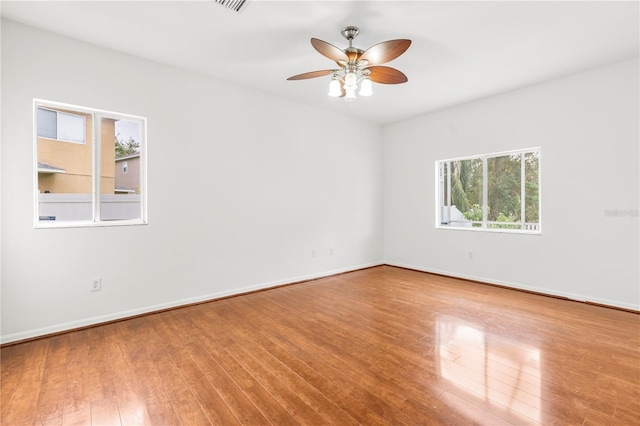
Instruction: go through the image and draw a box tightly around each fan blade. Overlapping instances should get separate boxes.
[360,39,411,65]
[366,66,408,84]
[311,38,348,62]
[287,69,335,81]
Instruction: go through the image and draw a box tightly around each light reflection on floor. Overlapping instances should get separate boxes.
[437,316,542,424]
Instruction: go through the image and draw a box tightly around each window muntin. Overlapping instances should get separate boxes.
[34,100,147,228]
[437,148,540,233]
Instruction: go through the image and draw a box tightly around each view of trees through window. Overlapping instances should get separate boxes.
[115,133,140,158]
[438,149,540,232]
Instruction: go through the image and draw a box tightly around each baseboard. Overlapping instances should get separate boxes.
[3,260,635,345]
[0,261,384,345]
[384,261,640,313]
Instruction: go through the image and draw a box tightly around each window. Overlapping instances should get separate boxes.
[436,148,540,233]
[34,100,147,227]
[123,161,128,173]
[37,107,85,143]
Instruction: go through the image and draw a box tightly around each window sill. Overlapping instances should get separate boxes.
[436,225,541,235]
[35,219,147,229]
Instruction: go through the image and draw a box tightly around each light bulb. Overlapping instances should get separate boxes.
[345,87,357,102]
[359,77,373,96]
[328,78,342,97]
[344,71,357,90]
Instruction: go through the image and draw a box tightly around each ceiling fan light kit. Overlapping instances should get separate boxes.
[288,26,411,102]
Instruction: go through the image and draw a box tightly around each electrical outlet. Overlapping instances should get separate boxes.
[467,251,474,260]
[329,248,334,256]
[90,278,102,292]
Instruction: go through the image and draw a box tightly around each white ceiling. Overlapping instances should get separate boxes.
[2,1,638,125]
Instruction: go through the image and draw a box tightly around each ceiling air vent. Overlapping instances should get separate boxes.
[213,0,248,13]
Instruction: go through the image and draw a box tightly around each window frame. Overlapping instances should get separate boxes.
[33,99,148,228]
[435,147,541,234]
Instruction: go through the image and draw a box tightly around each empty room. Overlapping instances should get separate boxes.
[1,1,638,425]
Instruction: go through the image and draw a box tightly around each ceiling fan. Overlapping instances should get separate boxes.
[287,26,411,102]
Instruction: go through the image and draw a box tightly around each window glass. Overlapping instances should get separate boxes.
[36,107,93,222]
[524,152,540,225]
[487,154,521,229]
[101,118,142,221]
[439,158,483,227]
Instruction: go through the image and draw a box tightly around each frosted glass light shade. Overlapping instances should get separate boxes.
[344,72,357,90]
[359,77,373,96]
[328,79,342,97]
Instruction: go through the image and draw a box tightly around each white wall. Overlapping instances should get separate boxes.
[0,20,383,343]
[384,58,639,310]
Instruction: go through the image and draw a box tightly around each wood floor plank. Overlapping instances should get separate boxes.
[219,337,337,425]
[102,322,156,425]
[175,336,268,425]
[242,310,423,424]
[166,310,301,425]
[85,327,121,426]
[150,312,242,425]
[202,309,369,425]
[205,295,410,424]
[30,335,69,424]
[123,317,212,425]
[60,331,92,424]
[3,340,50,425]
[1,265,639,425]
[154,310,268,425]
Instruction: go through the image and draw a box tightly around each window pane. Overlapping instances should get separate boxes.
[525,151,539,224]
[453,158,483,225]
[487,154,521,227]
[439,161,450,224]
[439,158,483,227]
[102,118,142,221]
[57,111,85,143]
[37,108,57,139]
[37,107,93,222]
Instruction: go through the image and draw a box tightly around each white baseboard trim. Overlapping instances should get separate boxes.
[385,261,640,312]
[1,261,384,345]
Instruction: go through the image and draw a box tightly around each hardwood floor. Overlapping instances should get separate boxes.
[2,265,639,425]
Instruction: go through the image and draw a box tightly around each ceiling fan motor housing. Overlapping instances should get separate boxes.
[341,26,360,41]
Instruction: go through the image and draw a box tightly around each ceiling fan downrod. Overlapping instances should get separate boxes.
[341,26,360,48]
